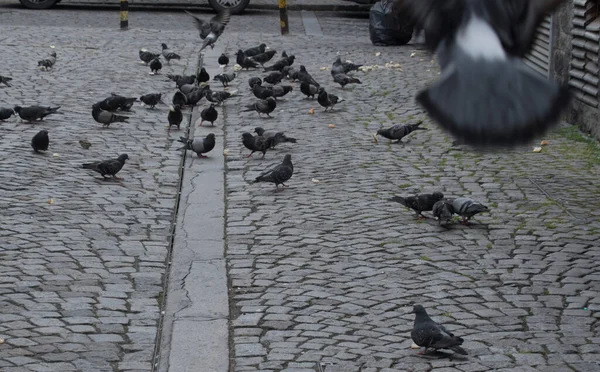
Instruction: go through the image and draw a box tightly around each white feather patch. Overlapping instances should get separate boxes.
[456,15,506,61]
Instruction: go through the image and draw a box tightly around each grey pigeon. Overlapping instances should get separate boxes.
[283,65,299,80]
[14,105,60,122]
[179,84,199,95]
[451,197,489,224]
[332,73,361,88]
[317,88,341,111]
[200,104,218,126]
[377,121,427,143]
[185,9,230,51]
[390,192,444,218]
[161,43,181,64]
[268,85,293,99]
[168,105,183,130]
[139,49,160,64]
[92,104,128,128]
[0,107,15,121]
[213,72,236,87]
[401,0,570,147]
[250,50,277,66]
[31,130,49,153]
[150,58,162,74]
[205,89,232,105]
[140,93,163,108]
[218,53,229,66]
[332,56,363,75]
[243,97,277,117]
[242,132,275,158]
[411,305,468,355]
[253,154,293,191]
[178,134,216,158]
[186,87,208,107]
[38,52,56,70]
[244,43,266,57]
[168,73,195,86]
[432,199,454,225]
[300,82,318,99]
[254,127,297,149]
[82,154,129,180]
[0,75,12,87]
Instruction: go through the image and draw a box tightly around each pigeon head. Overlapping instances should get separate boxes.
[433,192,444,201]
[161,43,168,49]
[220,53,227,58]
[288,55,295,63]
[118,154,129,163]
[283,154,292,165]
[413,305,430,319]
[206,133,216,140]
[259,43,267,52]
[376,128,385,136]
[50,52,57,58]
[317,87,325,94]
[300,65,308,73]
[254,127,265,136]
[266,97,277,106]
[334,56,342,64]
[236,49,245,56]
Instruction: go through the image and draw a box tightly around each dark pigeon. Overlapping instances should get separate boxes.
[267,85,293,99]
[197,68,210,83]
[332,56,363,75]
[178,133,216,158]
[0,75,12,87]
[92,104,129,128]
[451,197,489,224]
[317,88,341,111]
[264,71,284,85]
[173,91,188,107]
[139,49,160,64]
[201,104,218,126]
[332,73,361,88]
[300,82,318,99]
[248,77,262,89]
[186,87,207,107]
[168,105,183,130]
[242,132,275,158]
[140,93,163,108]
[236,50,259,69]
[218,53,229,66]
[244,43,266,57]
[253,154,293,191]
[254,127,297,149]
[205,89,232,105]
[31,130,49,153]
[150,58,162,74]
[14,106,60,122]
[264,55,295,72]
[0,107,15,121]
[411,305,468,355]
[82,154,129,180]
[432,199,454,225]
[296,65,320,87]
[377,121,427,142]
[390,192,444,218]
[400,0,571,147]
[38,52,57,70]
[97,94,137,112]
[161,43,181,63]
[253,84,275,100]
[243,97,277,117]
[185,9,230,51]
[168,74,196,86]
[251,50,277,66]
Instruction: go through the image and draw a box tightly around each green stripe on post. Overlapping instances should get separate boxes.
[120,0,129,29]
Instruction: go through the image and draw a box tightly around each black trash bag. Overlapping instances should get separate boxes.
[369,0,415,46]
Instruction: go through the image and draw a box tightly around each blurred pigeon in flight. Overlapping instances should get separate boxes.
[185,9,230,51]
[399,0,571,147]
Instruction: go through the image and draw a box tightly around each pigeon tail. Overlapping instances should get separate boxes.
[417,54,571,147]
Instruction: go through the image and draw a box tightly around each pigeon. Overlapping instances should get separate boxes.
[296,65,320,87]
[268,85,293,99]
[317,88,341,111]
[38,52,57,70]
[97,94,137,112]
[253,154,293,191]
[244,43,266,57]
[332,73,361,88]
[248,77,262,89]
[173,91,188,107]
[180,84,200,95]
[254,127,297,149]
[331,56,363,75]
[186,87,207,107]
[264,72,284,85]
[14,106,60,122]
[390,192,444,218]
[400,0,571,147]
[243,97,277,117]
[161,43,181,64]
[92,104,129,128]
[300,82,318,99]
[198,68,210,83]
[79,139,92,149]
[252,84,274,100]
[31,130,49,153]
[411,305,468,355]
[178,134,216,158]
[264,55,295,72]
[0,75,12,87]
[168,105,183,130]
[0,107,15,121]
[168,74,192,84]
[213,72,236,87]
[205,89,232,105]
[236,50,259,69]
[250,50,277,66]
[139,49,160,64]
[140,93,163,108]
[82,154,129,180]
[451,197,489,224]
[218,53,229,66]
[432,199,454,225]
[283,66,300,81]
[200,104,218,126]
[150,58,162,74]
[376,121,427,143]
[185,9,231,51]
[242,132,275,158]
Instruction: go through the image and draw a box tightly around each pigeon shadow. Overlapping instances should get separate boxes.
[413,350,469,361]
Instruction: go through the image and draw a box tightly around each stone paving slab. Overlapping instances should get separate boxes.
[0,24,200,371]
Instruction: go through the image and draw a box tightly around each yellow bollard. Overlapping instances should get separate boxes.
[120,0,129,29]
[279,0,289,35]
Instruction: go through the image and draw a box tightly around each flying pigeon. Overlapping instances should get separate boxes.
[242,132,275,158]
[200,104,218,126]
[300,82,318,99]
[253,154,294,191]
[254,127,297,149]
[139,49,160,64]
[14,106,60,122]
[213,72,236,87]
[243,97,277,117]
[390,192,444,219]
[168,105,183,130]
[161,43,181,64]
[399,0,571,147]
[92,104,128,128]
[432,199,454,225]
[0,75,12,87]
[150,58,162,74]
[451,197,489,224]
[82,154,129,180]
[317,88,341,111]
[140,93,163,108]
[244,43,266,57]
[38,52,57,70]
[178,134,216,158]
[376,121,427,143]
[0,107,14,121]
[185,9,231,51]
[218,53,229,66]
[411,305,468,355]
[31,130,49,153]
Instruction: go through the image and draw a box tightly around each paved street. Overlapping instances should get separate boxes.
[1,4,600,372]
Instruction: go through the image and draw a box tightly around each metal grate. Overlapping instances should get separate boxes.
[525,16,552,77]
[569,0,600,107]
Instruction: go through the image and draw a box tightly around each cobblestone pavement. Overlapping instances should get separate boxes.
[214,13,600,372]
[0,12,201,371]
